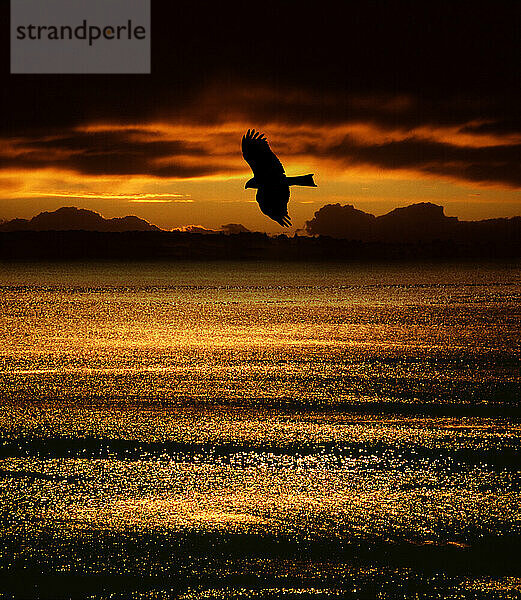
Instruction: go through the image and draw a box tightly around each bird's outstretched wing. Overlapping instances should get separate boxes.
[242,129,285,180]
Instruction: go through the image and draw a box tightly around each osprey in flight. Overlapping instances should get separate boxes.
[242,129,317,227]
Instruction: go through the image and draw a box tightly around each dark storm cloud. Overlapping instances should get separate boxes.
[320,135,521,188]
[460,119,521,136]
[2,1,519,126]
[2,115,520,187]
[195,86,520,133]
[1,130,235,178]
[1,1,520,185]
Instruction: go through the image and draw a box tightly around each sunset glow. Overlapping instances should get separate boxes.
[1,113,520,230]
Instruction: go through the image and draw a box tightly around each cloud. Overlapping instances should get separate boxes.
[37,192,192,203]
[1,0,520,193]
[1,113,520,190]
[0,129,241,179]
[318,135,521,188]
[1,1,519,145]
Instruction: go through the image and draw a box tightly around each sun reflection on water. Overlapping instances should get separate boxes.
[0,262,520,598]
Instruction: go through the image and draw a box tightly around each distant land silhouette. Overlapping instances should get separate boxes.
[0,207,253,236]
[0,203,519,261]
[306,202,521,243]
[176,223,251,235]
[0,206,159,232]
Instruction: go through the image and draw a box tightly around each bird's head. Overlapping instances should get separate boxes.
[245,177,258,189]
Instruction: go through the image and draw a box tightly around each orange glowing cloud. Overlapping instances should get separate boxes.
[1,100,520,193]
[1,86,520,229]
[37,192,193,203]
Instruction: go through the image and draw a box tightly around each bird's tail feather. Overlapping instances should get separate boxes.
[286,174,317,187]
[275,215,292,227]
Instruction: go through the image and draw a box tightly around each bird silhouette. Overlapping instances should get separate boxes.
[242,129,317,227]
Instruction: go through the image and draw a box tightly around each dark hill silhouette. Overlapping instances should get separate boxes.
[175,224,251,235]
[375,203,458,242]
[0,208,254,236]
[0,207,159,232]
[0,203,519,261]
[305,202,520,243]
[221,223,250,235]
[303,204,376,239]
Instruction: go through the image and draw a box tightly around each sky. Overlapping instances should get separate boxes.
[1,0,520,233]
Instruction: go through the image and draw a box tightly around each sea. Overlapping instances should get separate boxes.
[0,261,520,599]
